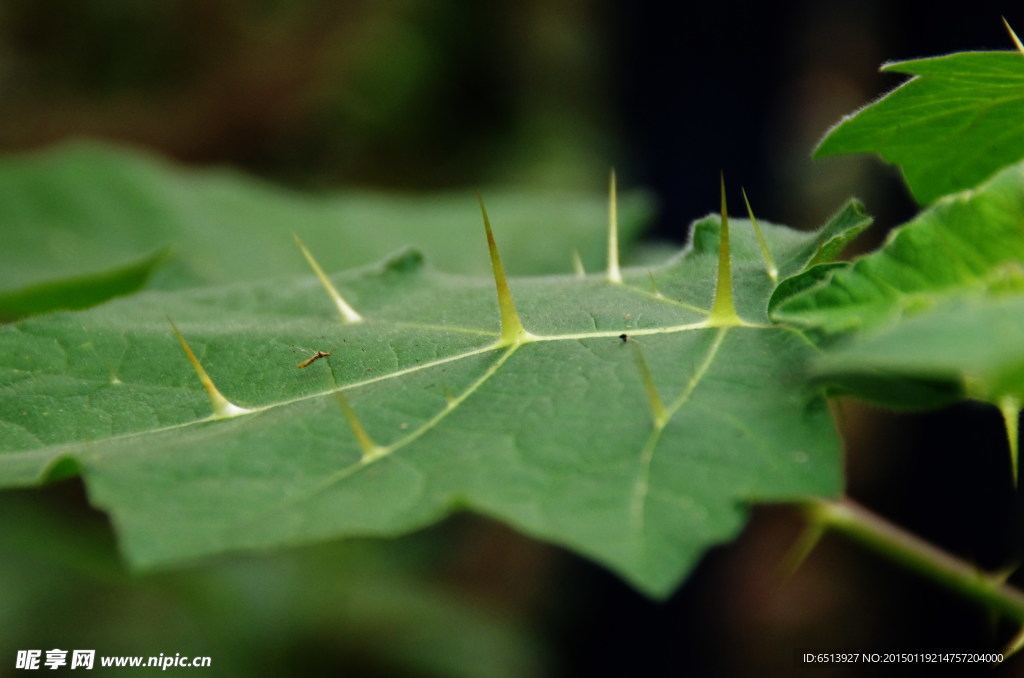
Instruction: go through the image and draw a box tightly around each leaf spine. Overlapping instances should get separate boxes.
[333,390,384,461]
[1004,17,1024,55]
[778,520,825,579]
[167,317,251,418]
[708,173,742,326]
[477,194,531,345]
[607,169,622,283]
[998,395,1021,486]
[630,341,667,427]
[742,187,778,283]
[648,271,662,298]
[571,249,586,278]
[293,234,364,324]
[1002,625,1024,660]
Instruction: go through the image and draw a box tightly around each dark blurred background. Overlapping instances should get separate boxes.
[2,1,1022,675]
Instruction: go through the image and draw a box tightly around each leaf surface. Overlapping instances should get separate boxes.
[0,196,865,596]
[816,52,1024,204]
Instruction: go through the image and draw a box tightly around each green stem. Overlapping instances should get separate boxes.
[804,497,1024,623]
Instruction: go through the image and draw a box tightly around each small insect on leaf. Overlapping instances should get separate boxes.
[619,333,629,343]
[297,351,332,369]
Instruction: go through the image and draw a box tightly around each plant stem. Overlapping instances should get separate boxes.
[803,497,1024,623]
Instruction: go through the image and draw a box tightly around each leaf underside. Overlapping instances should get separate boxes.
[0,199,868,597]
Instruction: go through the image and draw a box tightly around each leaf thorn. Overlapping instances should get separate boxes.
[1001,626,1024,662]
[607,169,622,284]
[571,249,586,278]
[708,173,742,326]
[333,389,384,461]
[998,395,1020,486]
[293,234,364,324]
[167,317,251,419]
[742,187,778,283]
[777,520,825,580]
[630,341,667,427]
[1004,17,1024,56]
[647,270,662,298]
[477,194,532,345]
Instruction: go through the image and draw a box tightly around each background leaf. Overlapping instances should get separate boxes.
[0,201,862,596]
[815,52,1024,205]
[0,142,655,302]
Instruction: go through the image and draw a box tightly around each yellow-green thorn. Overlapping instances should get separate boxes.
[478,194,530,344]
[1002,626,1024,662]
[998,395,1020,486]
[333,390,384,461]
[648,271,662,298]
[777,520,825,580]
[167,317,251,419]
[708,173,742,326]
[571,249,586,278]
[606,169,622,284]
[1004,16,1024,56]
[742,187,778,283]
[630,341,667,427]
[293,234,363,324]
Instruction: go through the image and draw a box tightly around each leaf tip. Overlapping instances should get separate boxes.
[293,233,364,324]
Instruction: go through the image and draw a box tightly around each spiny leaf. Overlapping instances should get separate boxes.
[0,196,868,597]
[816,51,1024,205]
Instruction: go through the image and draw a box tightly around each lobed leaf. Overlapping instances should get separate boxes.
[816,52,1024,205]
[0,198,866,596]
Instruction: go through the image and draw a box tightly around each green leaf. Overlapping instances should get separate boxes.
[774,160,1024,334]
[815,296,1024,405]
[0,195,864,597]
[816,52,1024,205]
[811,296,1024,480]
[0,249,170,322]
[776,161,1024,479]
[0,141,654,293]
